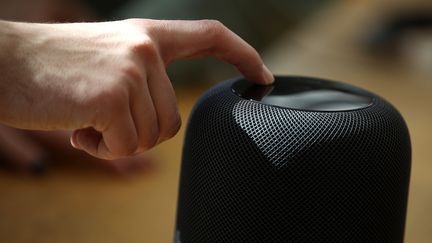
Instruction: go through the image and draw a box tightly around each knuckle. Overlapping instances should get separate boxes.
[129,35,159,60]
[121,62,144,85]
[124,18,154,30]
[200,19,227,39]
[160,112,181,139]
[124,18,144,26]
[140,128,159,150]
[122,18,160,59]
[114,142,138,157]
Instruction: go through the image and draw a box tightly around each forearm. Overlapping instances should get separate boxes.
[0,20,39,127]
[0,20,20,119]
[0,20,18,90]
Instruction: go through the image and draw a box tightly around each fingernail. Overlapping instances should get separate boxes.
[262,64,274,84]
[70,132,81,149]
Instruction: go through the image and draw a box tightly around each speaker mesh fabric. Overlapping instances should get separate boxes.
[175,79,411,242]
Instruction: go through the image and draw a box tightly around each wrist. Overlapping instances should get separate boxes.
[0,21,19,117]
[0,20,19,76]
[0,20,30,81]
[0,20,36,125]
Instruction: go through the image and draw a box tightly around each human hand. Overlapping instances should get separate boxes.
[0,19,274,160]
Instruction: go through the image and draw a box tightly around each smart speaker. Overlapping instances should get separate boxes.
[174,76,411,242]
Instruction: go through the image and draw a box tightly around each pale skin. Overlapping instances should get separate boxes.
[0,19,274,161]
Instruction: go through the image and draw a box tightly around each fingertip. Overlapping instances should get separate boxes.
[243,64,274,85]
[262,64,275,84]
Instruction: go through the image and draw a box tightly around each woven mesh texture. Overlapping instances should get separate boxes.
[175,79,411,243]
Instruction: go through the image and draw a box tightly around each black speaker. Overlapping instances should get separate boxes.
[174,76,411,242]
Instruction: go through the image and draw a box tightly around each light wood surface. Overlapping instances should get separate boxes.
[1,0,431,242]
[0,87,204,243]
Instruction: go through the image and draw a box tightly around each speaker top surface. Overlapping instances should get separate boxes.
[231,76,374,111]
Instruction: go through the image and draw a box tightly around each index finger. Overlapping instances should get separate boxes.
[144,19,274,84]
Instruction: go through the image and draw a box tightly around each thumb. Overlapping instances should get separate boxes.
[71,111,138,160]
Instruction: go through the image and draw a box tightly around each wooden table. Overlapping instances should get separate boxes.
[1,0,431,242]
[0,88,202,243]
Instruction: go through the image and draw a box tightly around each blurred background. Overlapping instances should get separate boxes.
[0,0,431,242]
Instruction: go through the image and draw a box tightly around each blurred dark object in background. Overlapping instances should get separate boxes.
[0,0,95,22]
[364,7,432,74]
[80,0,131,19]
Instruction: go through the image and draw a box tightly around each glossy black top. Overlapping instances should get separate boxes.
[231,76,374,111]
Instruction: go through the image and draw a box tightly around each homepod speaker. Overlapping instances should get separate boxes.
[174,76,411,242]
